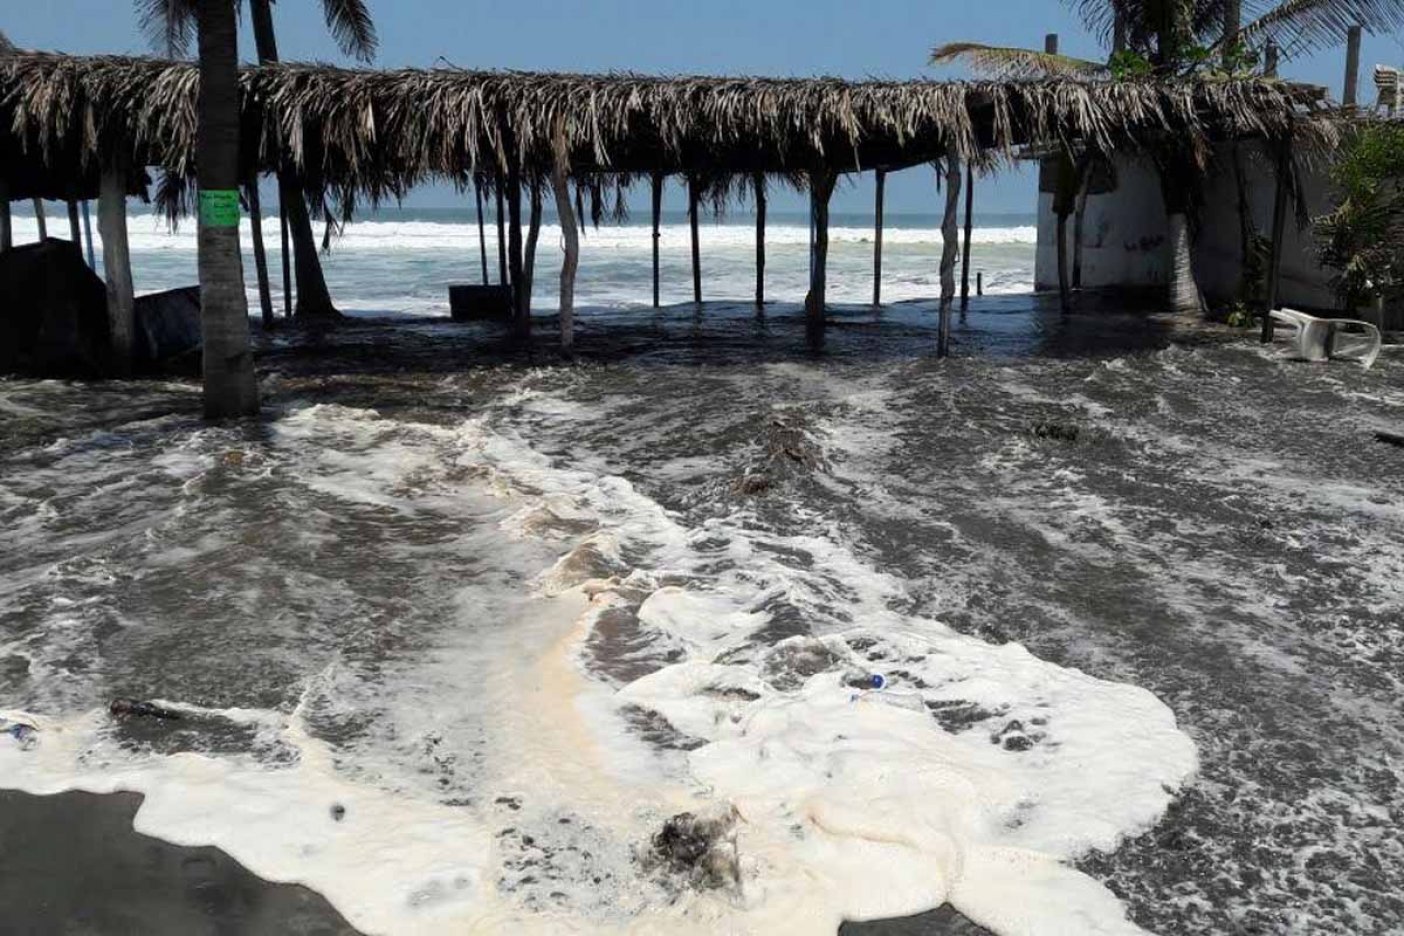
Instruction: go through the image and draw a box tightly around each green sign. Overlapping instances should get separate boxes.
[199,189,241,228]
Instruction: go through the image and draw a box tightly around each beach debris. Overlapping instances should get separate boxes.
[732,414,826,498]
[646,807,741,892]
[109,699,183,721]
[1376,431,1404,449]
[330,803,346,822]
[1,717,38,750]
[1029,420,1081,443]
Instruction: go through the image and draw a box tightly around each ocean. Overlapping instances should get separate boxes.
[1,209,1402,935]
[5,206,1039,314]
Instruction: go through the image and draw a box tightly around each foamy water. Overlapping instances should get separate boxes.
[3,237,1401,934]
[6,208,1038,316]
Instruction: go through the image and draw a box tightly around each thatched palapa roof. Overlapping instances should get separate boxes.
[1,51,1335,212]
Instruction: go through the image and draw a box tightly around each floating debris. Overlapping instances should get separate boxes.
[109,699,183,720]
[1,717,38,750]
[646,808,741,892]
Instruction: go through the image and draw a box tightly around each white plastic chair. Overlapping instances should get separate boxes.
[1268,308,1381,370]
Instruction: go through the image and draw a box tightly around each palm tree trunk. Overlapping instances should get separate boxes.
[32,199,47,240]
[196,0,259,418]
[1166,213,1202,317]
[249,0,338,320]
[247,177,275,329]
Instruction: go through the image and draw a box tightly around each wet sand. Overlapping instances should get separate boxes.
[0,789,357,936]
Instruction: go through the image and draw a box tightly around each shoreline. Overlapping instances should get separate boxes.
[0,788,991,935]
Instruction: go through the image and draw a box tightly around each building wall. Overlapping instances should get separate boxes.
[1035,157,1168,292]
[1034,147,1357,316]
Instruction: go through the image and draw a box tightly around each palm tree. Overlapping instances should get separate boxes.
[141,0,377,321]
[934,0,1404,316]
[185,0,260,417]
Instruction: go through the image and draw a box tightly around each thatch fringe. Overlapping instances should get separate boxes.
[1,51,1336,212]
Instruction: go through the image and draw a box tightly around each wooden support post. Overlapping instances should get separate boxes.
[522,181,543,314]
[247,178,275,329]
[651,172,663,308]
[279,203,292,317]
[977,271,984,296]
[805,168,837,331]
[552,160,579,353]
[1073,170,1091,290]
[33,199,48,240]
[939,154,962,357]
[81,200,96,268]
[754,172,766,309]
[1114,11,1128,53]
[0,178,10,252]
[67,200,82,245]
[506,168,527,337]
[688,177,702,305]
[1265,40,1279,77]
[960,163,974,309]
[98,164,135,373]
[1045,33,1059,55]
[1263,142,1291,342]
[495,180,508,287]
[1344,25,1363,107]
[475,177,489,285]
[873,169,885,306]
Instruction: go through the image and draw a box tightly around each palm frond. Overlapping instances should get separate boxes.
[321,0,378,62]
[932,42,1108,79]
[1241,0,1404,56]
[133,0,197,58]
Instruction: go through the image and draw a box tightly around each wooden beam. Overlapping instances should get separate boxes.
[651,172,663,308]
[81,201,96,268]
[939,154,961,357]
[523,180,543,313]
[873,169,885,306]
[247,177,275,329]
[1114,11,1128,53]
[1265,39,1279,77]
[67,200,82,246]
[553,160,579,353]
[495,181,508,287]
[960,163,974,309]
[754,172,767,309]
[0,179,9,252]
[506,168,528,337]
[1344,24,1363,107]
[1263,142,1291,342]
[1222,0,1241,63]
[33,199,47,240]
[475,177,489,285]
[1045,33,1059,55]
[806,168,837,330]
[98,164,135,373]
[279,202,292,317]
[688,177,702,305]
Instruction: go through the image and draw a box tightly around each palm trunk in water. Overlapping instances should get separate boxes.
[196,0,259,418]
[249,0,339,320]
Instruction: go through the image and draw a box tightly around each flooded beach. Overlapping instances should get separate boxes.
[2,295,1400,934]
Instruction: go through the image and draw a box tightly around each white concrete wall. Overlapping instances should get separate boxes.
[1035,147,1348,314]
[1035,157,1168,292]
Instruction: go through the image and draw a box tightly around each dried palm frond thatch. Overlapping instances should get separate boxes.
[0,51,1336,212]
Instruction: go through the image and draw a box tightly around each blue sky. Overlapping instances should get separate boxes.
[8,1,1402,216]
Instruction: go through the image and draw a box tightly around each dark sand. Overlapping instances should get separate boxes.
[0,790,358,936]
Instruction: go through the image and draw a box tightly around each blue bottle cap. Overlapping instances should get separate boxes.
[870,674,885,690]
